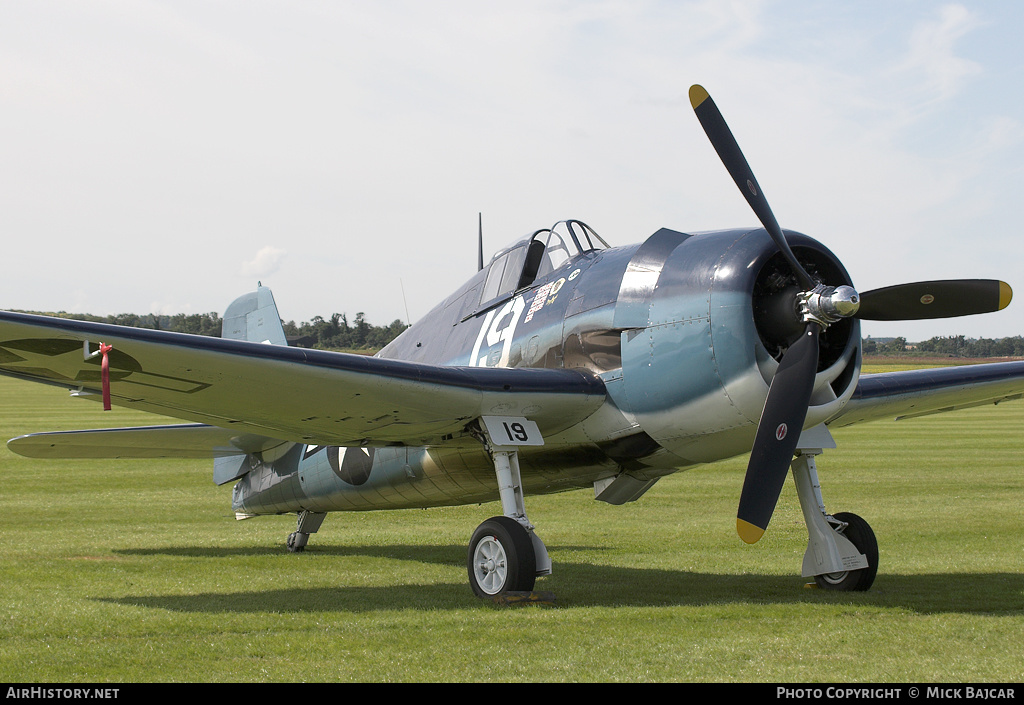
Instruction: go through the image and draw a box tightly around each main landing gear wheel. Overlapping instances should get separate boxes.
[468,516,536,598]
[814,512,878,591]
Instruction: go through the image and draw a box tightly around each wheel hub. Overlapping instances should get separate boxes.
[472,535,508,595]
[817,570,850,585]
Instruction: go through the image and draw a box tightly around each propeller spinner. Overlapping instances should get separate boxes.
[688,84,1013,543]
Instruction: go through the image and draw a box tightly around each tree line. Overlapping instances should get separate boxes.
[284,313,409,351]
[22,310,409,352]
[864,335,1024,358]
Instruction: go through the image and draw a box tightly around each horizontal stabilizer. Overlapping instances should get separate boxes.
[7,423,288,460]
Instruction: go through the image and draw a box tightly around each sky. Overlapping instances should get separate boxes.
[2,1,1023,342]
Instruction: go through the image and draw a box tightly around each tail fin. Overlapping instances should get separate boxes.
[221,284,288,345]
[216,284,292,486]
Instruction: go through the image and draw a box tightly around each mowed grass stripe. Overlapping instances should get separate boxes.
[0,370,1021,682]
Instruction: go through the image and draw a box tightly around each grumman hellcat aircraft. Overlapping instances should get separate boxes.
[3,86,1023,598]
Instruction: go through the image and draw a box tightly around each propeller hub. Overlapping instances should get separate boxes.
[799,284,860,327]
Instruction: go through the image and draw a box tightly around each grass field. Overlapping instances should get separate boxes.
[1,364,1022,683]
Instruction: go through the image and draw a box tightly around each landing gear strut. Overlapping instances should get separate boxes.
[467,418,551,598]
[792,425,878,591]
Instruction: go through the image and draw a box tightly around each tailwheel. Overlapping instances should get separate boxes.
[468,516,536,598]
[287,531,308,553]
[286,510,325,553]
[813,512,878,591]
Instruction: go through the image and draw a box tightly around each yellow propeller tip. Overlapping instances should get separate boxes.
[999,281,1012,310]
[689,84,710,109]
[737,518,765,544]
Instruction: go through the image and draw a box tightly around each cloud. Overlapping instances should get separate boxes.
[241,246,287,280]
[896,4,982,105]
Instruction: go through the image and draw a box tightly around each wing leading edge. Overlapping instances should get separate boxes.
[830,360,1024,427]
[0,311,607,449]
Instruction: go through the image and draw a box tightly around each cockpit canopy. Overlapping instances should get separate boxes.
[480,220,608,306]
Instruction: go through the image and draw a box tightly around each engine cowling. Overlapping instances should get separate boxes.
[617,227,860,465]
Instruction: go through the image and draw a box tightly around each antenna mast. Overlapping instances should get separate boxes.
[478,212,484,271]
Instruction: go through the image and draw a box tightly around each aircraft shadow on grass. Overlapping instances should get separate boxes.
[106,543,1024,615]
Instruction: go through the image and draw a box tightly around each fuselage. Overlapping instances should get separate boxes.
[232,223,861,517]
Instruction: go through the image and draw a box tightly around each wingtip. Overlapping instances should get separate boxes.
[737,518,765,544]
[689,84,709,109]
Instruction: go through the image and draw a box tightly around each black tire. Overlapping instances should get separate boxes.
[467,516,536,598]
[814,512,878,591]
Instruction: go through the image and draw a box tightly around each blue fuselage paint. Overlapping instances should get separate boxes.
[233,226,861,517]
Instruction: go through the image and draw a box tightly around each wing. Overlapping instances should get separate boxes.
[829,360,1024,427]
[0,311,606,448]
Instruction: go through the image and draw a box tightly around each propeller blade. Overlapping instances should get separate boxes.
[737,323,820,543]
[858,280,1012,321]
[689,85,1015,545]
[689,84,814,291]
